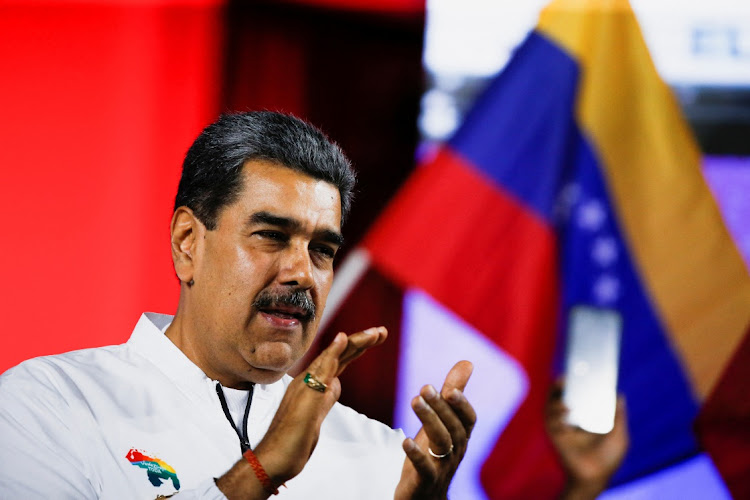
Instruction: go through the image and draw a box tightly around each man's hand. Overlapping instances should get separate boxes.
[545,380,629,500]
[216,326,388,499]
[395,361,476,500]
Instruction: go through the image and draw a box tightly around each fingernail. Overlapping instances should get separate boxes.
[424,385,438,400]
[447,388,462,404]
[414,396,428,410]
[364,327,377,335]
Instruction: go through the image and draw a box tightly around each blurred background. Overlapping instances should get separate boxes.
[1,0,749,498]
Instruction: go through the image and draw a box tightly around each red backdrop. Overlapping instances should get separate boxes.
[0,0,424,375]
[0,1,225,371]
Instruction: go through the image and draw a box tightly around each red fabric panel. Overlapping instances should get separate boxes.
[364,148,564,498]
[695,324,750,499]
[314,267,404,427]
[224,13,308,117]
[0,3,224,372]
[280,0,424,15]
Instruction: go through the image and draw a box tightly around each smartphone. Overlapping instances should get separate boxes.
[562,305,622,434]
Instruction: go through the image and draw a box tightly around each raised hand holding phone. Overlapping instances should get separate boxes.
[562,306,622,434]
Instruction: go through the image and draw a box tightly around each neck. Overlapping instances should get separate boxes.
[165,307,258,390]
[166,296,286,389]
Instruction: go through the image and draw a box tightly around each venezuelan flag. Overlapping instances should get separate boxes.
[347,0,750,497]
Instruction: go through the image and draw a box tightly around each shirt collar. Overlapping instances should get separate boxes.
[127,313,210,393]
[126,312,288,403]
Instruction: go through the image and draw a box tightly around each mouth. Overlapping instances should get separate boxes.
[258,305,310,323]
[252,288,316,329]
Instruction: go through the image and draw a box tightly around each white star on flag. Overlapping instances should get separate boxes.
[592,236,619,267]
[593,274,621,304]
[577,199,606,231]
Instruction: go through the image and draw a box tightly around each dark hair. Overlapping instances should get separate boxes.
[174,111,356,230]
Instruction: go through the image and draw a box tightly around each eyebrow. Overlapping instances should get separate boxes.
[248,211,344,247]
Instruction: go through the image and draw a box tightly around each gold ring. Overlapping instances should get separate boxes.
[304,372,327,393]
[428,444,453,459]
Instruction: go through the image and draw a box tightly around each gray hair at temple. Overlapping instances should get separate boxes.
[174,111,356,230]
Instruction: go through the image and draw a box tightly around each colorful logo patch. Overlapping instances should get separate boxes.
[126,448,181,490]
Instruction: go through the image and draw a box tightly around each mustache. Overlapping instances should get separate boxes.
[252,288,316,320]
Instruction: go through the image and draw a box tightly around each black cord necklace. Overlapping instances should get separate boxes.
[215,382,255,454]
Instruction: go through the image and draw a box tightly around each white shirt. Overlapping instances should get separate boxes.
[0,313,406,499]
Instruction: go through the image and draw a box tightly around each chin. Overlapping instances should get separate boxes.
[245,345,299,381]
[246,368,288,386]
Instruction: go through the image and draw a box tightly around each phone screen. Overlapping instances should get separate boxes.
[562,306,622,434]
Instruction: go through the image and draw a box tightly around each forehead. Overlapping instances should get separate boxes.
[229,160,342,230]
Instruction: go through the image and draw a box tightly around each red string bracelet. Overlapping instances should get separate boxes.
[243,449,280,496]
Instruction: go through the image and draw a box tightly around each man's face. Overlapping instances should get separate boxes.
[187,160,342,387]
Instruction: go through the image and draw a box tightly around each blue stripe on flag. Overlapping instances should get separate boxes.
[558,127,700,483]
[449,32,579,224]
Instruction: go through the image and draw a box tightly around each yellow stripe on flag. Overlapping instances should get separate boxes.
[538,0,750,399]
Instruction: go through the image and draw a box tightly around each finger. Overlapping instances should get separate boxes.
[440,360,473,396]
[545,410,570,436]
[544,379,569,432]
[403,438,437,483]
[306,332,348,383]
[412,388,453,456]
[436,362,476,442]
[615,396,627,422]
[611,396,629,442]
[549,378,564,402]
[335,326,388,376]
[444,388,477,438]
[545,398,569,422]
[422,385,469,443]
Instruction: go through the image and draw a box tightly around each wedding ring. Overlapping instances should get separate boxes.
[428,444,453,459]
[303,372,327,393]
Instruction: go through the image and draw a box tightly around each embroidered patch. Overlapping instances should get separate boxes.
[125,448,181,490]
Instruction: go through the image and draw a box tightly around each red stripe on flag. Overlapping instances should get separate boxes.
[695,324,750,499]
[481,386,565,498]
[365,147,564,498]
[365,148,558,363]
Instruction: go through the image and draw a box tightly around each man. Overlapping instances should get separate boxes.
[0,111,475,499]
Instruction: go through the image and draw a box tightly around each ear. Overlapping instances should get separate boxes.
[171,206,203,285]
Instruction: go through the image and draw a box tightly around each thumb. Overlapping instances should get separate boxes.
[441,360,473,396]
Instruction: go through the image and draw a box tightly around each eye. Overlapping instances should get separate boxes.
[254,230,288,242]
[311,244,336,259]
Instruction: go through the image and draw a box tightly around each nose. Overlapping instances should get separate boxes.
[277,241,314,290]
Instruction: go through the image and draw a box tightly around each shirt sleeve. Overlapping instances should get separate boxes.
[0,363,99,498]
